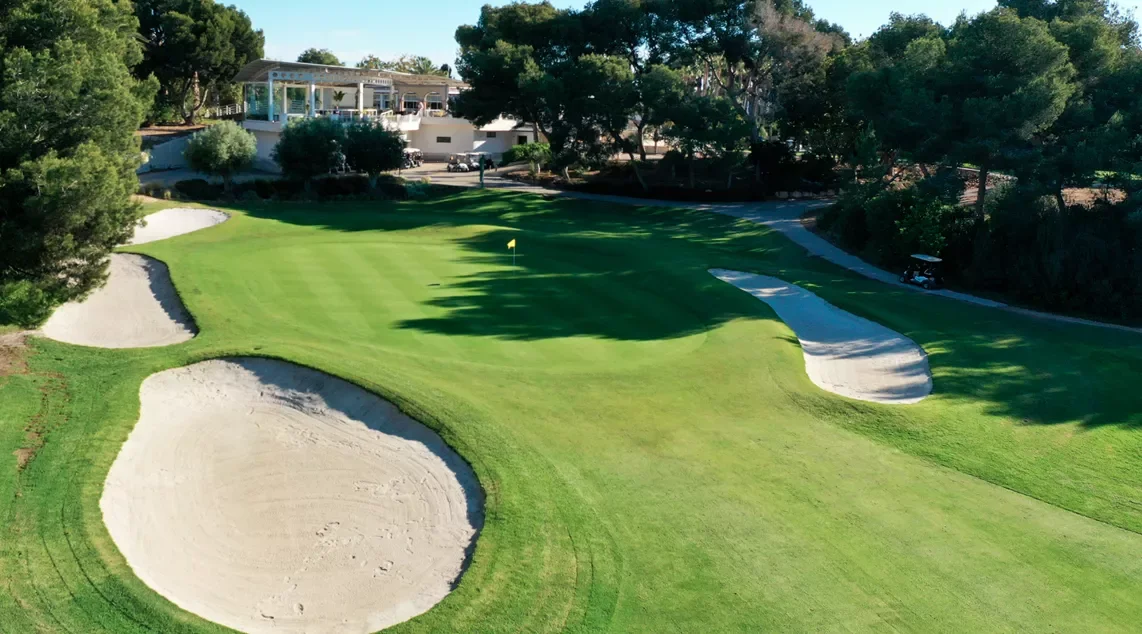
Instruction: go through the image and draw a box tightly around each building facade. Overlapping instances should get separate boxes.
[233,59,537,169]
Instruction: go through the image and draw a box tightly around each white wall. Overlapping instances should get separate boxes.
[410,125,476,160]
[250,129,281,172]
[473,129,534,157]
[138,135,192,172]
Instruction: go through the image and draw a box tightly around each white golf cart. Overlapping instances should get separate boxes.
[900,254,944,290]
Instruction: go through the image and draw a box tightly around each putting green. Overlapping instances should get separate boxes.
[3,191,1142,633]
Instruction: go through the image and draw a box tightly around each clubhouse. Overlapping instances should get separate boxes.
[233,59,538,169]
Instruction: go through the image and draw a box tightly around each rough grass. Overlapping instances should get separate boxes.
[2,190,1142,632]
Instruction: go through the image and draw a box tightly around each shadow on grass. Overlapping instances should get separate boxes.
[236,190,1142,429]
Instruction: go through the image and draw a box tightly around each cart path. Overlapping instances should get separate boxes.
[456,172,1142,336]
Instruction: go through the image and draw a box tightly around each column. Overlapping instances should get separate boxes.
[357,82,364,117]
[308,81,316,118]
[267,76,274,121]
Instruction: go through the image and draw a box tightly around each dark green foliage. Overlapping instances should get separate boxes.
[820,183,967,267]
[184,121,257,188]
[297,47,341,65]
[343,121,404,185]
[271,118,347,184]
[134,0,263,124]
[0,0,154,326]
[968,186,1142,318]
[502,143,552,169]
[174,175,425,201]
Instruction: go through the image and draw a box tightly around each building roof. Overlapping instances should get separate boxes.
[233,59,467,88]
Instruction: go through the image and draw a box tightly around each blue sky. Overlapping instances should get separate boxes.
[237,0,1142,68]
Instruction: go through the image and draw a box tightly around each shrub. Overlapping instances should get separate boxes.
[0,280,56,328]
[343,121,404,187]
[175,179,224,200]
[271,117,346,186]
[183,121,257,189]
[502,143,552,171]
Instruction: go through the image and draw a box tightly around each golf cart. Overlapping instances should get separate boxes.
[447,153,470,172]
[402,148,423,169]
[461,153,484,172]
[900,254,944,290]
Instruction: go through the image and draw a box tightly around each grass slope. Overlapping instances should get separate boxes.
[2,191,1142,632]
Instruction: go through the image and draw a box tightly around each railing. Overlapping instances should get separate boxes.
[204,103,246,119]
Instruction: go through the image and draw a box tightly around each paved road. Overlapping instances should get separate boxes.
[418,165,1141,336]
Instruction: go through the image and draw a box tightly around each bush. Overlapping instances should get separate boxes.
[344,121,404,186]
[502,143,552,170]
[821,183,962,267]
[0,280,56,328]
[271,117,347,185]
[967,186,1142,318]
[184,121,257,189]
[175,179,224,200]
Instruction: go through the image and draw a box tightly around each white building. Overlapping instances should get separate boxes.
[233,59,538,169]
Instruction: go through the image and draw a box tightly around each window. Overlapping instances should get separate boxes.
[518,135,528,145]
[486,131,497,139]
[436,136,452,144]
[372,91,392,111]
[402,92,419,112]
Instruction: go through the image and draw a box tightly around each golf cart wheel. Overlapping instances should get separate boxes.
[922,281,932,290]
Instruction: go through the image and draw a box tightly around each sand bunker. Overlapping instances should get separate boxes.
[41,254,196,348]
[130,207,228,245]
[711,269,932,404]
[101,358,483,634]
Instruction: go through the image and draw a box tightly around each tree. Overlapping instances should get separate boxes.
[343,122,404,187]
[357,54,451,76]
[0,0,156,326]
[939,9,1076,218]
[671,0,846,141]
[134,0,263,124]
[271,118,346,188]
[357,55,385,70]
[298,47,341,66]
[183,121,257,190]
[663,94,752,188]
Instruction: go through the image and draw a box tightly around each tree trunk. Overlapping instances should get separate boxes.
[975,164,989,223]
[1055,187,1067,214]
[369,174,378,190]
[631,160,649,192]
[561,165,570,181]
[636,122,647,161]
[688,156,696,189]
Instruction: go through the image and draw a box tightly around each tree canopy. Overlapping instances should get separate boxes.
[134,0,263,124]
[356,54,451,76]
[0,0,156,325]
[298,47,341,66]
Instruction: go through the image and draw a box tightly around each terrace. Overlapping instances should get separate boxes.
[233,59,469,132]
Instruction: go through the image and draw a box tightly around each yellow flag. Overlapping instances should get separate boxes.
[507,238,517,249]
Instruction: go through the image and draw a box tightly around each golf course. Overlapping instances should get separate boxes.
[2,190,1142,632]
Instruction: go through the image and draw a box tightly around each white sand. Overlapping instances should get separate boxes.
[130,207,229,245]
[711,269,932,404]
[101,358,483,634]
[41,254,196,348]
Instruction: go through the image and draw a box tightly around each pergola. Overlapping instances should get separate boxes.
[233,59,466,122]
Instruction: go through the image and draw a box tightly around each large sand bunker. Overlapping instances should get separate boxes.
[130,207,228,245]
[101,358,483,634]
[41,254,196,348]
[711,269,932,404]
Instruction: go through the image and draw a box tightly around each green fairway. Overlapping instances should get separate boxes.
[3,190,1142,632]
